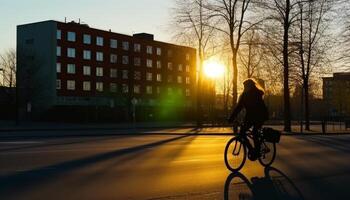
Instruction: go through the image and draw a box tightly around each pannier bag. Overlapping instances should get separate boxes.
[262,127,281,143]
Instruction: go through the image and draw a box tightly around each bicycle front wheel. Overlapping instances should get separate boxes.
[224,137,247,172]
[258,141,276,167]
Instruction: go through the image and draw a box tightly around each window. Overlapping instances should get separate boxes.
[56,63,61,73]
[83,50,91,60]
[96,52,103,61]
[146,59,152,68]
[186,53,190,60]
[122,84,129,93]
[122,70,128,79]
[156,74,162,82]
[156,61,162,69]
[67,48,75,58]
[67,80,75,90]
[146,73,152,81]
[56,79,61,89]
[67,64,76,74]
[83,34,91,44]
[83,81,91,91]
[167,75,173,83]
[178,64,183,71]
[110,83,117,93]
[67,32,76,42]
[122,41,129,50]
[134,57,141,66]
[146,46,153,54]
[156,86,160,94]
[96,82,103,92]
[134,43,141,52]
[156,47,161,55]
[110,68,117,78]
[186,77,190,84]
[167,62,173,70]
[168,50,173,57]
[134,71,141,80]
[57,30,61,40]
[122,56,129,64]
[96,67,103,76]
[57,46,61,56]
[186,88,190,96]
[134,85,140,94]
[110,39,118,48]
[96,36,104,46]
[186,65,190,72]
[177,76,183,83]
[83,66,91,75]
[110,54,117,63]
[146,86,153,94]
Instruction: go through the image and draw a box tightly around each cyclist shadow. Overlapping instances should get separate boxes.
[224,166,304,200]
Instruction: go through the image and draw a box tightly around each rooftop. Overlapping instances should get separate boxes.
[18,20,196,51]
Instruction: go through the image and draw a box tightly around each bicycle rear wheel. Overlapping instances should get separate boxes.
[224,137,247,172]
[258,141,276,167]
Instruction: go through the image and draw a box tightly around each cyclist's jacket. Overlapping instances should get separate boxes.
[230,88,268,124]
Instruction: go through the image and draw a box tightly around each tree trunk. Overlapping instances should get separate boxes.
[304,78,310,130]
[196,52,203,127]
[232,53,238,107]
[283,0,291,132]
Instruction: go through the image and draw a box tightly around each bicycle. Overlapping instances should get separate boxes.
[224,125,280,172]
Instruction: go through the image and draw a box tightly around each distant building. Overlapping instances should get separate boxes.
[323,72,350,118]
[17,20,196,121]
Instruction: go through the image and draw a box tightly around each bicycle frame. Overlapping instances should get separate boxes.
[236,128,269,155]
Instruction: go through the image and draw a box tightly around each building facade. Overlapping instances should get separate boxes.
[17,20,196,121]
[323,72,350,118]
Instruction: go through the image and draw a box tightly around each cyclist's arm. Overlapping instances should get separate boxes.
[229,94,244,122]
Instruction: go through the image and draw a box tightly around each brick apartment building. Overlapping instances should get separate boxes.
[17,20,196,122]
[323,72,350,118]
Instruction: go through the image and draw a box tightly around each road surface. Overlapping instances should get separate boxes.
[1,131,349,199]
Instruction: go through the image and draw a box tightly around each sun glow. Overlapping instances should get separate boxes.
[203,60,225,79]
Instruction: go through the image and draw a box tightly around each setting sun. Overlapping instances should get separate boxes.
[203,60,225,78]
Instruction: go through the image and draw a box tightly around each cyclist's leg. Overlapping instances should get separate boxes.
[240,122,254,151]
[252,122,263,155]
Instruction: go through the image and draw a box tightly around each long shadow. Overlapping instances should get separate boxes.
[224,166,304,200]
[0,135,134,152]
[0,135,190,195]
[295,135,350,153]
[77,135,198,184]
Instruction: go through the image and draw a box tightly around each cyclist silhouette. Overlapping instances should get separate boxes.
[229,78,268,160]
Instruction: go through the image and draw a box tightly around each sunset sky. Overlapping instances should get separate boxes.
[0,0,173,52]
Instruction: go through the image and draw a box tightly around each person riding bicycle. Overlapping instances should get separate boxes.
[228,78,268,160]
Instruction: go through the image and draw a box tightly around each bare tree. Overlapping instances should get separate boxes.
[205,0,260,110]
[295,0,335,130]
[0,49,16,88]
[260,0,305,131]
[238,29,266,79]
[337,1,350,71]
[172,0,218,126]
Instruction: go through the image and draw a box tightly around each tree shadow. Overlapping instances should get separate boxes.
[0,135,133,152]
[295,135,350,153]
[224,166,304,200]
[0,135,190,195]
